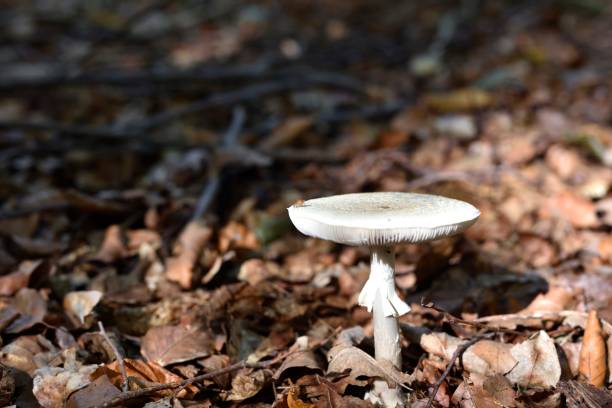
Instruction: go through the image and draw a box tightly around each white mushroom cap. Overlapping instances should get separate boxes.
[287,192,479,246]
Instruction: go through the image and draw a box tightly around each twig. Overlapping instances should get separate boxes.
[192,106,247,220]
[420,300,522,335]
[95,360,258,408]
[425,332,493,408]
[98,322,129,393]
[95,327,341,408]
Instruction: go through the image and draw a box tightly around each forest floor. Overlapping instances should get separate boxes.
[2,1,612,407]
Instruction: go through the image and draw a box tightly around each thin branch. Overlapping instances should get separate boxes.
[98,322,128,393]
[420,300,523,335]
[95,327,341,408]
[425,332,493,408]
[192,106,248,220]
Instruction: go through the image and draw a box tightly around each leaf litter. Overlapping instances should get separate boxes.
[2,1,612,407]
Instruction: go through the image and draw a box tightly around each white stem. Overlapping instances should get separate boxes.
[358,246,410,317]
[373,286,401,367]
[366,249,406,408]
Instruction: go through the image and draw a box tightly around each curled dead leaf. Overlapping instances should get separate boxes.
[579,310,606,387]
[94,225,127,263]
[32,364,98,408]
[0,260,40,296]
[166,221,212,289]
[63,290,103,325]
[327,345,411,388]
[92,358,197,398]
[224,368,270,401]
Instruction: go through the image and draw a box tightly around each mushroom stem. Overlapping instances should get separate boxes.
[373,286,402,367]
[359,246,410,317]
[368,282,405,407]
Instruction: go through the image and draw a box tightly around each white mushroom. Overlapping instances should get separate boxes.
[288,192,479,406]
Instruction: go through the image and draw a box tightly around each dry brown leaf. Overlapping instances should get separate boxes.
[92,358,196,397]
[126,229,161,251]
[505,330,561,388]
[141,324,213,366]
[559,380,612,408]
[496,131,538,165]
[519,286,574,315]
[32,364,98,408]
[546,144,584,180]
[462,340,515,377]
[0,365,15,407]
[218,220,259,252]
[287,384,316,408]
[0,335,48,375]
[423,331,560,388]
[420,332,465,362]
[166,221,212,289]
[482,374,516,407]
[198,354,231,388]
[543,191,599,228]
[292,375,373,408]
[63,290,103,324]
[94,225,127,263]
[579,310,606,387]
[223,368,270,401]
[327,345,411,387]
[0,259,39,296]
[273,350,325,381]
[238,259,280,286]
[5,287,47,333]
[66,375,121,408]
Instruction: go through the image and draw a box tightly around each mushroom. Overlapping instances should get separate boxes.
[287,192,479,406]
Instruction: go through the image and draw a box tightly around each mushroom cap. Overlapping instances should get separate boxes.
[287,192,479,246]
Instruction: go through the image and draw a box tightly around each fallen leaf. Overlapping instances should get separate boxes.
[141,324,213,366]
[559,380,612,408]
[63,290,103,325]
[0,365,15,406]
[519,286,575,315]
[420,332,465,362]
[166,221,212,289]
[223,368,270,401]
[32,364,98,408]
[505,330,561,388]
[327,345,411,388]
[543,191,599,228]
[92,358,196,397]
[218,221,259,252]
[462,340,515,378]
[5,288,47,333]
[94,225,127,263]
[198,354,231,388]
[292,374,373,408]
[579,310,606,387]
[422,331,561,388]
[0,335,49,375]
[0,260,40,296]
[482,374,516,407]
[273,350,325,381]
[287,383,316,408]
[66,375,121,408]
[238,259,280,286]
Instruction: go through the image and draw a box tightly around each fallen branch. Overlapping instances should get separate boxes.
[425,333,494,408]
